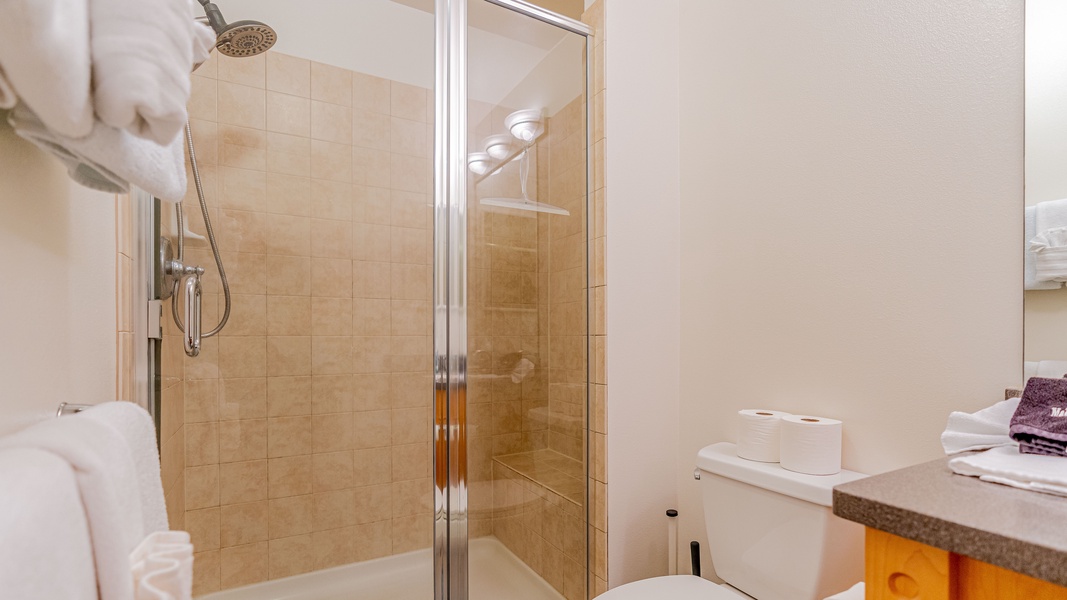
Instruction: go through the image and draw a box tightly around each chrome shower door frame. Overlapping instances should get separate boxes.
[432,2,593,599]
[433,0,468,598]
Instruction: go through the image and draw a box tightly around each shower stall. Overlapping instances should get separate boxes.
[148,1,592,599]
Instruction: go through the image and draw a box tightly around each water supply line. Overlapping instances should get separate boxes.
[166,122,231,356]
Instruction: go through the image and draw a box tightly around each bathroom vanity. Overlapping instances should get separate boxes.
[833,458,1067,599]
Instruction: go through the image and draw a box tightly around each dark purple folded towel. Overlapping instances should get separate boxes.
[1009,377,1067,457]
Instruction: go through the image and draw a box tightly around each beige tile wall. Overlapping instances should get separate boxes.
[166,50,434,595]
[583,1,608,596]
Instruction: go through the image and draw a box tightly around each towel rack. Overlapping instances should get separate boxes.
[56,402,92,417]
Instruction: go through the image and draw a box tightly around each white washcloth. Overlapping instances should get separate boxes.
[1031,227,1067,283]
[0,447,97,600]
[941,398,1020,455]
[825,582,864,600]
[130,531,194,600]
[90,0,215,145]
[0,411,145,600]
[950,445,1067,497]
[1026,206,1062,290]
[81,401,169,535]
[0,0,94,137]
[9,103,187,201]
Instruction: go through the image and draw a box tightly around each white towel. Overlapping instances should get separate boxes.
[130,531,194,600]
[950,445,1067,497]
[940,398,1020,455]
[0,0,94,138]
[9,103,188,202]
[1036,360,1067,378]
[1031,227,1067,283]
[0,412,145,600]
[1036,198,1067,235]
[0,447,97,600]
[81,401,169,535]
[1025,206,1062,290]
[824,582,864,600]
[90,0,216,145]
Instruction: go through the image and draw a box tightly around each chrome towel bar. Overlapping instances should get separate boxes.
[56,403,92,418]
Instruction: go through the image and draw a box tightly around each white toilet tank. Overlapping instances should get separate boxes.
[696,442,866,600]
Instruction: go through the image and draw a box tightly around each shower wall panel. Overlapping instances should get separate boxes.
[164,49,434,596]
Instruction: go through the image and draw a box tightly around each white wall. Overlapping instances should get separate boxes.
[605,0,1023,586]
[604,0,681,588]
[674,0,1022,579]
[0,116,117,436]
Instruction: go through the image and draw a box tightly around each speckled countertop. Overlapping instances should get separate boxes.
[833,456,1067,587]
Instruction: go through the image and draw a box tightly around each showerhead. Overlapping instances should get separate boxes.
[216,21,277,57]
[198,1,277,58]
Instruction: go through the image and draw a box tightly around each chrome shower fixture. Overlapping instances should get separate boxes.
[197,0,277,57]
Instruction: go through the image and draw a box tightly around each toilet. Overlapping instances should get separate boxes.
[601,442,867,600]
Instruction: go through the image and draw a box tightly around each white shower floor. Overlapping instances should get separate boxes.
[199,537,565,600]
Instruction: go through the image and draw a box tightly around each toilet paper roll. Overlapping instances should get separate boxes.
[779,415,843,475]
[736,409,792,462]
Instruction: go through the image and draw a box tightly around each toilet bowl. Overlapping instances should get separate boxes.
[598,576,753,600]
[599,442,866,600]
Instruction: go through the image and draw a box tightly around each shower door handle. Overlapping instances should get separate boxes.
[183,273,202,357]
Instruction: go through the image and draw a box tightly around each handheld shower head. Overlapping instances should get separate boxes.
[216,21,277,57]
[197,1,277,58]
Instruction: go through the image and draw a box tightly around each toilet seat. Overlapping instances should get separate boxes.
[596,575,749,599]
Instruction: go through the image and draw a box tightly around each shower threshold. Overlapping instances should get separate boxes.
[198,536,565,600]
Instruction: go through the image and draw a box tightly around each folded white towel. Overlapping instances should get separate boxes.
[824,582,864,600]
[9,103,187,202]
[0,412,145,600]
[90,0,215,144]
[131,531,194,600]
[950,445,1067,497]
[1031,227,1067,283]
[0,0,94,137]
[1025,206,1062,290]
[0,447,97,600]
[81,401,169,535]
[941,398,1020,455]
[1036,198,1067,233]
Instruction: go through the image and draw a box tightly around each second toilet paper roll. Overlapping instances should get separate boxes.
[736,409,791,462]
[779,415,842,475]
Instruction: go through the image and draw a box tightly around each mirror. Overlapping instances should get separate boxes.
[1025,0,1067,380]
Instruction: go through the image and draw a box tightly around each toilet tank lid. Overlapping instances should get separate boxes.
[696,442,866,507]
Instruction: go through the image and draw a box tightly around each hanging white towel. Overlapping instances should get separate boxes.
[0,447,97,600]
[0,412,145,600]
[90,0,215,145]
[130,531,194,600]
[950,445,1067,497]
[0,0,94,138]
[81,401,170,535]
[940,397,1020,455]
[9,103,188,202]
[1025,206,1062,290]
[1031,227,1067,283]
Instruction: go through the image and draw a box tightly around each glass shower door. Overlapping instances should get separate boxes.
[462,3,592,599]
